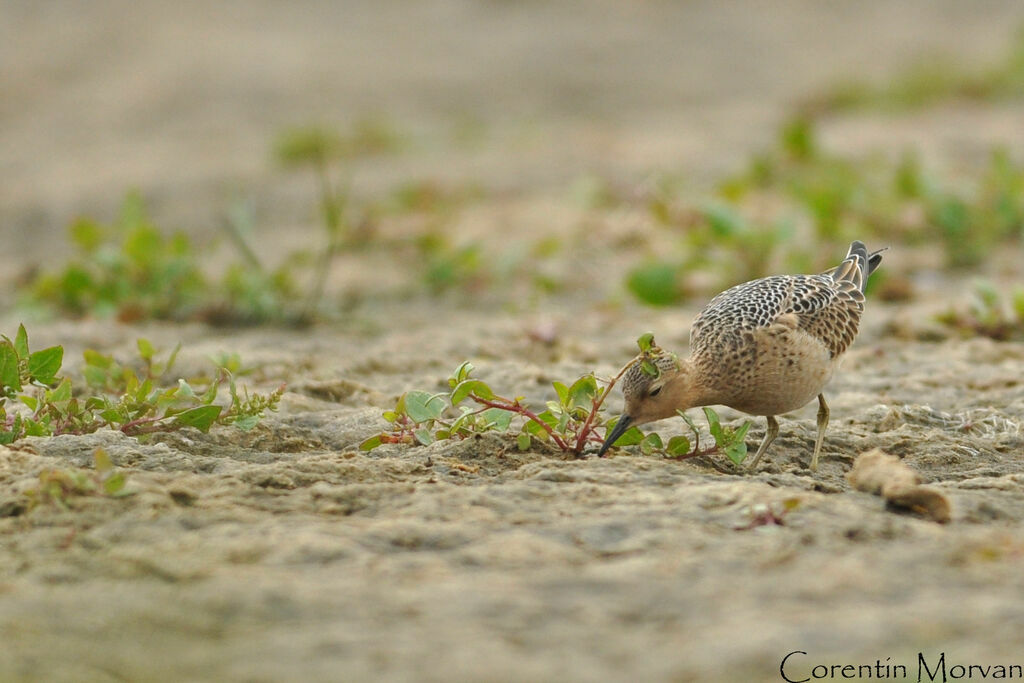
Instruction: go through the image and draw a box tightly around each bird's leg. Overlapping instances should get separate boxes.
[811,393,829,471]
[747,415,779,469]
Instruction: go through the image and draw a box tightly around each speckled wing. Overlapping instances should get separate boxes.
[690,242,874,359]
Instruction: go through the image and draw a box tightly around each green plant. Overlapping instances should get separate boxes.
[274,127,355,320]
[700,406,752,466]
[23,448,132,510]
[936,281,1024,341]
[24,193,306,324]
[0,325,283,444]
[272,118,404,317]
[361,334,754,466]
[701,119,1024,272]
[415,234,489,294]
[358,361,620,454]
[28,192,206,321]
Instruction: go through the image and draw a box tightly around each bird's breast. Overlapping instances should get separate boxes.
[701,324,837,416]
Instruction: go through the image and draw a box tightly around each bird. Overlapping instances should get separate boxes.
[599,241,884,470]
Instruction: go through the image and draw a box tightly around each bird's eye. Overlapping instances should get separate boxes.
[649,386,662,397]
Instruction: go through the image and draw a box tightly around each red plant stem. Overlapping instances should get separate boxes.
[572,364,631,454]
[119,415,170,435]
[469,394,570,452]
[674,445,720,461]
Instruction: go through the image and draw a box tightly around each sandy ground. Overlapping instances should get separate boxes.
[2,2,1024,682]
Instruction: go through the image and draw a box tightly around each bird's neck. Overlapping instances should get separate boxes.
[666,357,720,412]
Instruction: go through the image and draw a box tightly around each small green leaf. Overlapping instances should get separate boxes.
[566,375,598,407]
[174,405,223,432]
[703,407,725,444]
[137,338,155,361]
[517,433,532,451]
[637,332,655,353]
[641,359,659,377]
[103,472,127,495]
[524,420,546,437]
[0,344,21,393]
[83,349,112,368]
[404,391,446,423]
[552,381,570,405]
[360,434,384,451]
[536,410,558,428]
[70,217,104,252]
[555,410,570,434]
[724,421,751,465]
[448,406,474,433]
[24,419,48,437]
[413,427,434,445]
[382,410,398,423]
[451,379,494,405]
[48,378,73,403]
[640,432,663,455]
[725,440,748,466]
[164,343,182,375]
[605,418,644,446]
[232,415,260,431]
[94,448,113,473]
[449,361,475,387]
[28,346,63,385]
[84,396,106,411]
[616,426,646,446]
[82,366,109,388]
[434,429,450,441]
[18,395,38,411]
[14,325,29,359]
[479,408,513,431]
[177,379,196,399]
[627,261,682,306]
[666,435,691,456]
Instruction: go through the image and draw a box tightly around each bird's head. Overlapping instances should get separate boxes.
[599,339,689,455]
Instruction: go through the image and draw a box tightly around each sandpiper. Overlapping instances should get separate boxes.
[600,241,883,470]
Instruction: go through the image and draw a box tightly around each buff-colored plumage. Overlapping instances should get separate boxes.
[601,241,883,470]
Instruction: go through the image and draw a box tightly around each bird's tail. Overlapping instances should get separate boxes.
[827,241,886,292]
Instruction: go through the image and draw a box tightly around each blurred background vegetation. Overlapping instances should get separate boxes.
[2,1,1023,338]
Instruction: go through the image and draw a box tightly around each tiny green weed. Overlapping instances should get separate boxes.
[936,281,1024,341]
[27,192,206,321]
[0,325,283,444]
[23,448,132,511]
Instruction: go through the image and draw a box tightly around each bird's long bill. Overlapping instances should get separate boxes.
[598,415,633,457]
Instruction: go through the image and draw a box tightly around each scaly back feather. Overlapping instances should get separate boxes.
[690,241,883,359]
